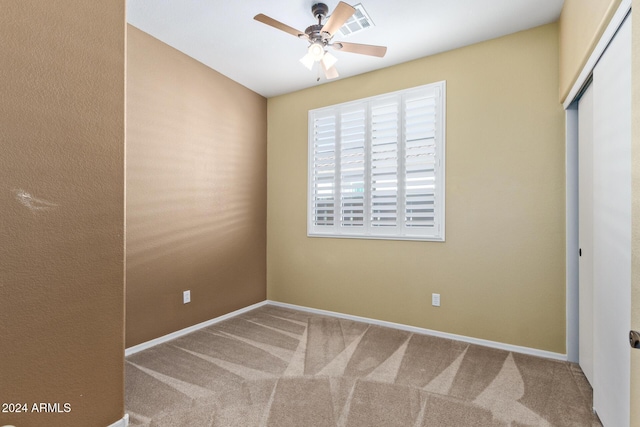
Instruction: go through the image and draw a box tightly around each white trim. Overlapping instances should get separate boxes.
[124,298,566,361]
[565,107,579,363]
[268,301,567,361]
[107,413,129,427]
[562,0,631,109]
[124,301,269,356]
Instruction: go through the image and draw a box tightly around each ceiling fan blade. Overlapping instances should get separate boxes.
[254,14,307,39]
[333,42,387,58]
[321,2,355,37]
[322,62,339,80]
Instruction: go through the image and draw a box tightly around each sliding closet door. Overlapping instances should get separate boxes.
[578,83,594,386]
[592,15,631,427]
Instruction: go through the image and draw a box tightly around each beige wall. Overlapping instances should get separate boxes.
[632,3,640,426]
[126,26,267,347]
[559,0,622,102]
[0,2,125,427]
[267,23,566,353]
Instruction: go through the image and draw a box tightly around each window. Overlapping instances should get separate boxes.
[308,81,446,241]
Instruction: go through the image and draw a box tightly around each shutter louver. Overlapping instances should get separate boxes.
[312,113,337,227]
[404,91,438,229]
[371,98,399,228]
[340,107,366,228]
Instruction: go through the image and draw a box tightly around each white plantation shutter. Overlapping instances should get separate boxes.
[308,81,445,241]
[311,112,337,227]
[340,106,366,228]
[404,88,439,232]
[371,97,399,230]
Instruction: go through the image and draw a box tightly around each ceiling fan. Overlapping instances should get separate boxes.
[254,2,387,80]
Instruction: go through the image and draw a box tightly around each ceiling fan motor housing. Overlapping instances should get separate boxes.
[305,24,326,43]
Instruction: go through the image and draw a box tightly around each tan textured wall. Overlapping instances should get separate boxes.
[126,26,267,347]
[631,4,640,426]
[0,2,125,427]
[559,0,621,102]
[267,23,566,353]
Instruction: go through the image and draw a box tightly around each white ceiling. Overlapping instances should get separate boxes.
[127,0,565,98]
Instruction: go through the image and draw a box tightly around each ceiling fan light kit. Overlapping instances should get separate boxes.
[254,1,387,81]
[309,42,325,60]
[300,52,316,70]
[322,51,338,69]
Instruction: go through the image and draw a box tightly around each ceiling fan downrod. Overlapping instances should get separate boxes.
[312,3,329,23]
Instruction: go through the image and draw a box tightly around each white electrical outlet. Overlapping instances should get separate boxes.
[432,293,441,307]
[183,290,191,304]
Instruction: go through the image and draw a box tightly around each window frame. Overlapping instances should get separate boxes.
[307,81,446,242]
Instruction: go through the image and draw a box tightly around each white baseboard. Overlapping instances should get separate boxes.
[125,301,269,356]
[107,413,129,427]
[124,298,566,362]
[268,300,567,362]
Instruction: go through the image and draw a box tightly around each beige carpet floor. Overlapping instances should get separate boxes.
[125,305,601,426]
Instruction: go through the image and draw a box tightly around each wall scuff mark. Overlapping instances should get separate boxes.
[13,189,58,212]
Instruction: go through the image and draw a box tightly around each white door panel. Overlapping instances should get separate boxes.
[592,15,631,427]
[578,83,594,386]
